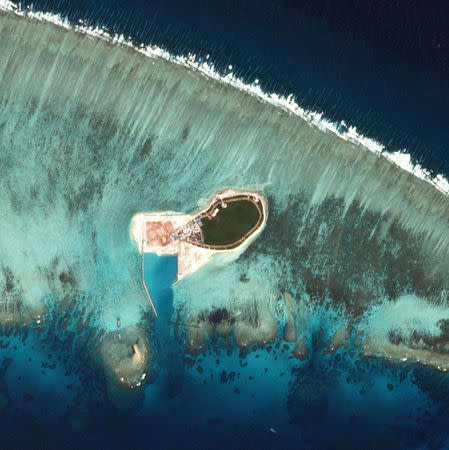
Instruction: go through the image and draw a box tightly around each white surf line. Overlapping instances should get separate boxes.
[1,0,448,196]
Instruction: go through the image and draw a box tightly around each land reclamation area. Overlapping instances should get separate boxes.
[130,190,268,286]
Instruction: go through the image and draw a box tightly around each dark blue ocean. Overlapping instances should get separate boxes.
[14,0,449,175]
[1,1,449,448]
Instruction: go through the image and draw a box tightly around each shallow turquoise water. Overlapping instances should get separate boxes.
[0,6,449,449]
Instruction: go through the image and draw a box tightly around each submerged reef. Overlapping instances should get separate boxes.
[99,325,149,390]
[0,8,449,432]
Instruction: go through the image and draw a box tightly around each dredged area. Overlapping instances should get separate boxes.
[0,8,449,440]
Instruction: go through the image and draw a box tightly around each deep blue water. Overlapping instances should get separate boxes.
[118,255,302,449]
[1,1,449,448]
[143,254,179,375]
[143,253,177,326]
[16,0,449,175]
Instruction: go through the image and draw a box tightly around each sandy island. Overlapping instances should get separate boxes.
[130,189,267,314]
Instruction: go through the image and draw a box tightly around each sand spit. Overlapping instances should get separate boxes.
[362,337,449,371]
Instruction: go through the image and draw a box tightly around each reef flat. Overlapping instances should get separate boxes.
[0,7,449,438]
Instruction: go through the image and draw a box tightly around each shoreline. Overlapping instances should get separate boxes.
[2,6,449,378]
[1,2,448,197]
[130,189,268,285]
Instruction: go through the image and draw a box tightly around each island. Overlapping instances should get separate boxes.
[130,189,267,314]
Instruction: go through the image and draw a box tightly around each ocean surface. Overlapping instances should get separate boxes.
[0,1,449,448]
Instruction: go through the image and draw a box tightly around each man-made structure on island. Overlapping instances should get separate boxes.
[130,189,267,315]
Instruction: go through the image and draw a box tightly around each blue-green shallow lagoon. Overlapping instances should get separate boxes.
[0,2,449,449]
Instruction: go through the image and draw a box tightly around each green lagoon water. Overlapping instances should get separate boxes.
[201,199,261,247]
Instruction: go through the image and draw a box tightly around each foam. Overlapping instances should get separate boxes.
[1,0,448,197]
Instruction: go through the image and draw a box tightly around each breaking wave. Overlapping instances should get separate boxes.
[1,0,448,196]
